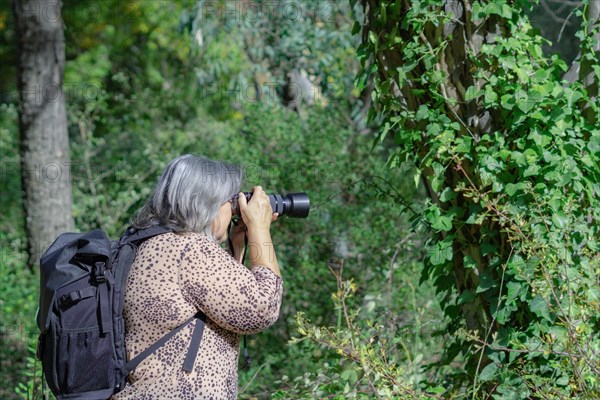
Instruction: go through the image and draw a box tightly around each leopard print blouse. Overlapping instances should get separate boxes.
[110,232,283,399]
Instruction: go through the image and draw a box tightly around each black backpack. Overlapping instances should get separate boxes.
[36,226,206,400]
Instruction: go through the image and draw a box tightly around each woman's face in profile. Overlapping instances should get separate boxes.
[211,201,233,243]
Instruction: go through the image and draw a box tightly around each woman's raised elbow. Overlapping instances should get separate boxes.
[225,302,281,334]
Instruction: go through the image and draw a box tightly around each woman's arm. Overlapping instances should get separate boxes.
[179,235,283,335]
[226,221,247,263]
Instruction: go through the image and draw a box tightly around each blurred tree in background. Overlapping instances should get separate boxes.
[13,0,75,269]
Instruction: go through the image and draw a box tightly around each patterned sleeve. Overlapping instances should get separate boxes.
[179,234,283,335]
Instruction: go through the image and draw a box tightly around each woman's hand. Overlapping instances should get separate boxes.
[228,219,247,263]
[229,219,247,248]
[237,186,281,275]
[237,186,278,233]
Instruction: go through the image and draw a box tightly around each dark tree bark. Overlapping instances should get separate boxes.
[14,0,74,268]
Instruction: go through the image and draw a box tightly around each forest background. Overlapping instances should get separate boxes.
[0,0,598,399]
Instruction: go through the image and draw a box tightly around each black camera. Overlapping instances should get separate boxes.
[231,192,310,218]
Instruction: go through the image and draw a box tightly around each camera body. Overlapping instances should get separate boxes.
[231,192,310,218]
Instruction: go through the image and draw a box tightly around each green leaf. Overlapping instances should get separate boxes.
[506,281,525,303]
[440,187,457,202]
[551,212,568,229]
[564,88,583,108]
[495,304,514,325]
[465,86,483,101]
[523,164,540,177]
[413,168,421,188]
[458,289,474,305]
[426,387,446,395]
[473,1,483,18]
[427,206,453,231]
[510,151,526,166]
[433,215,453,231]
[340,369,358,384]
[479,362,498,381]
[505,182,525,196]
[476,269,497,293]
[530,295,552,321]
[429,240,453,266]
[481,155,502,171]
[464,255,477,269]
[523,148,538,164]
[517,95,534,113]
[500,4,512,19]
[484,85,498,104]
[454,136,472,154]
[378,122,392,144]
[416,105,429,121]
[368,31,378,45]
[501,94,514,110]
[402,60,417,74]
[556,375,569,386]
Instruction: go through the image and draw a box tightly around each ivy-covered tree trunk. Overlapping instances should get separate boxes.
[14,0,74,268]
[357,0,599,393]
[360,0,511,344]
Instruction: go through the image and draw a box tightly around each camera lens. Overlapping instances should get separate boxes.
[231,192,310,218]
[269,193,310,218]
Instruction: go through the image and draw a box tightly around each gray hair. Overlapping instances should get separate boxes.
[132,155,242,240]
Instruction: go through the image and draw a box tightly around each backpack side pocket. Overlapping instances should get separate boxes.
[55,326,116,394]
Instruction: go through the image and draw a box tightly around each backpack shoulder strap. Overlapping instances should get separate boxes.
[113,226,172,299]
[120,225,173,245]
[125,312,207,373]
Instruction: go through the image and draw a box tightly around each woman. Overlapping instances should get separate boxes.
[111,155,283,399]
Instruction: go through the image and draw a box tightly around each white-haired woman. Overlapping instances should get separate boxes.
[111,155,282,399]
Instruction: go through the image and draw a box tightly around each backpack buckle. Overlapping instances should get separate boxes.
[95,271,106,284]
[96,272,106,284]
[60,292,78,306]
[94,261,107,284]
[59,287,97,307]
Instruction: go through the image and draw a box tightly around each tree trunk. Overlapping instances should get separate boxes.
[14,0,74,269]
[360,0,509,339]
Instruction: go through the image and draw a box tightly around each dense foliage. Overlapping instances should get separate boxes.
[345,0,599,398]
[0,0,598,399]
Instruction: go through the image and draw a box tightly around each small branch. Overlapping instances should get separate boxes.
[470,336,588,359]
[386,236,413,333]
[557,2,583,43]
[540,0,571,24]
[239,363,266,394]
[472,246,513,399]
[386,244,402,326]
